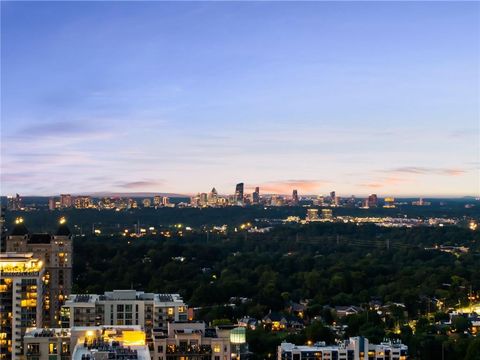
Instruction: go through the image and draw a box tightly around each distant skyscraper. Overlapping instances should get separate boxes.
[252,187,260,204]
[161,196,170,207]
[383,197,395,208]
[0,206,5,252]
[208,188,218,206]
[7,194,23,211]
[74,196,92,209]
[329,191,336,205]
[60,194,73,208]
[367,194,378,208]
[48,197,56,211]
[306,208,319,221]
[292,189,299,205]
[142,198,151,208]
[199,193,208,206]
[322,208,333,219]
[235,183,244,205]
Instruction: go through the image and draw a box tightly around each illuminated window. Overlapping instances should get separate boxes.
[49,343,57,354]
[213,345,221,353]
[167,308,174,316]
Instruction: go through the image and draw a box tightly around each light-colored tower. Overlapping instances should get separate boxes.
[6,218,73,328]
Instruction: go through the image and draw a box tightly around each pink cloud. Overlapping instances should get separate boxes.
[247,179,329,194]
[116,180,164,190]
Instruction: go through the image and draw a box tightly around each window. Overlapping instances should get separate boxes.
[167,308,174,316]
[117,305,124,312]
[157,346,163,353]
[213,345,221,353]
[27,344,40,354]
[125,304,133,312]
[49,343,57,354]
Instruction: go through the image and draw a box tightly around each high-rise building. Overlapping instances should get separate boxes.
[7,218,73,328]
[61,290,187,337]
[313,196,324,206]
[153,195,161,207]
[322,208,333,220]
[48,198,56,211]
[252,187,260,204]
[367,194,378,208]
[292,190,299,205]
[60,194,72,208]
[0,206,6,252]
[306,209,319,221]
[383,197,395,208]
[190,194,201,207]
[329,191,336,205]
[235,183,244,206]
[152,322,234,360]
[161,196,170,207]
[74,196,92,209]
[208,188,218,206]
[142,198,151,208]
[0,252,45,360]
[7,194,23,211]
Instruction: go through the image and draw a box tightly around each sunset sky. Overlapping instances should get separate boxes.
[1,1,479,197]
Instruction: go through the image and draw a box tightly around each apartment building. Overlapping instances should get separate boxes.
[61,290,188,336]
[23,326,150,360]
[278,337,407,360]
[6,218,73,327]
[151,322,233,360]
[0,252,45,360]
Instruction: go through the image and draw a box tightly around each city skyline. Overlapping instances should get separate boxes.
[1,1,479,197]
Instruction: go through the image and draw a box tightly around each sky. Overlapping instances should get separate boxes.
[1,1,479,197]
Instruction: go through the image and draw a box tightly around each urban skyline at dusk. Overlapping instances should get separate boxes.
[1,1,479,196]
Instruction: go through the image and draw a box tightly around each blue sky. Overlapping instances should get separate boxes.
[1,1,479,196]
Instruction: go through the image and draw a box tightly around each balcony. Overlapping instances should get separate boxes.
[166,345,212,356]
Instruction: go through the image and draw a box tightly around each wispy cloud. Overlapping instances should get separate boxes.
[17,121,96,137]
[115,180,164,190]
[359,175,412,190]
[248,179,329,194]
[389,167,466,176]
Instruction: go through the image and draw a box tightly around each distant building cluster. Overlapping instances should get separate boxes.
[45,195,174,211]
[6,186,441,212]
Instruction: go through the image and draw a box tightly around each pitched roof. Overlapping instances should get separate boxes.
[28,234,52,244]
[10,222,29,236]
[56,224,72,236]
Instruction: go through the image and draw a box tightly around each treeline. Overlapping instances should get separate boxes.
[73,224,480,311]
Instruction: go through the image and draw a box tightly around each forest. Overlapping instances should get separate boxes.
[69,222,480,360]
